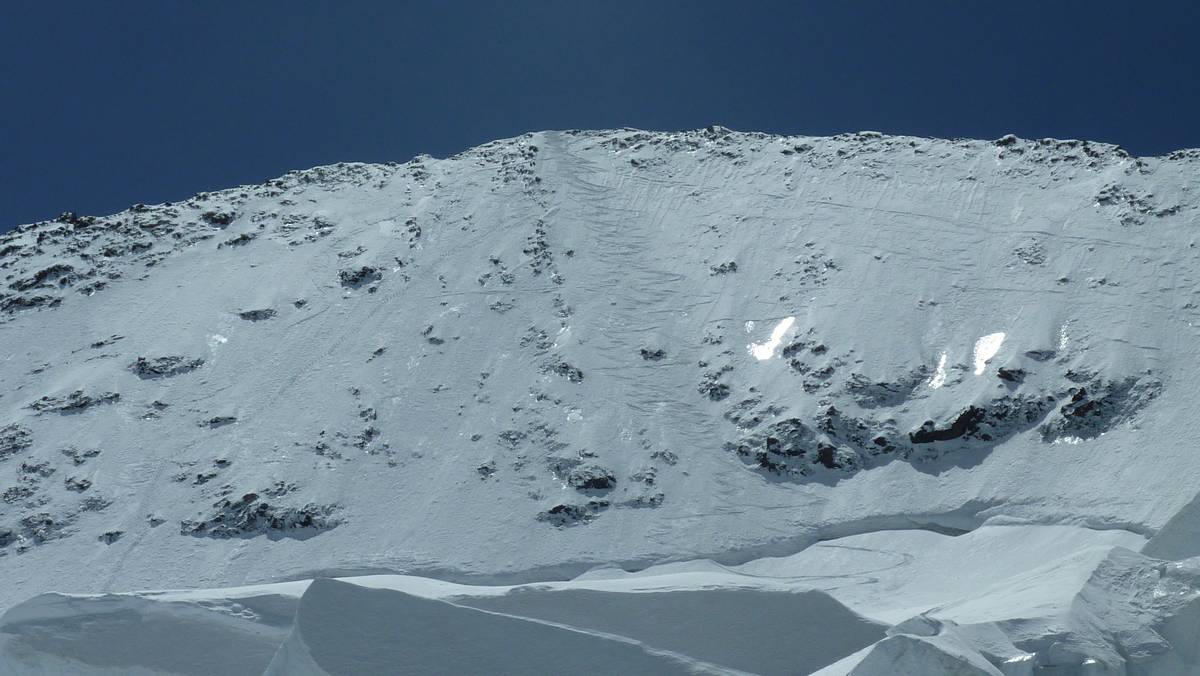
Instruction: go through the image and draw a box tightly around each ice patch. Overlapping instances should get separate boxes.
[207,334,228,350]
[748,317,796,361]
[972,332,1005,375]
[928,353,948,389]
[744,320,755,333]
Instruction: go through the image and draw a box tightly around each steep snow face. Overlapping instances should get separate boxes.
[0,128,1197,632]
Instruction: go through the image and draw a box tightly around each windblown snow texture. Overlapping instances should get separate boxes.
[0,128,1199,673]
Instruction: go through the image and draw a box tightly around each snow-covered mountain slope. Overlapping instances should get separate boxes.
[1,127,1199,673]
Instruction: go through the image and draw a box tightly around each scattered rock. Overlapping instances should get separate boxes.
[181,493,340,539]
[566,465,617,492]
[1041,376,1161,441]
[544,359,584,383]
[0,424,33,461]
[98,530,123,544]
[698,372,731,401]
[238,308,277,321]
[28,390,119,415]
[536,500,609,527]
[64,477,92,492]
[129,355,205,379]
[997,367,1026,383]
[338,266,383,289]
[201,211,236,226]
[620,493,665,508]
[651,450,679,465]
[845,368,929,408]
[61,447,100,465]
[218,233,256,248]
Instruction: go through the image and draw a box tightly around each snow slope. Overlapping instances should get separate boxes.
[0,127,1198,672]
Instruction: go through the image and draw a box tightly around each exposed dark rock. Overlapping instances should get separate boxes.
[421,323,445,345]
[11,264,77,292]
[28,390,120,415]
[629,467,656,485]
[997,367,1026,383]
[911,394,1054,445]
[0,424,32,461]
[523,220,554,276]
[698,372,731,401]
[1041,376,1161,441]
[639,347,666,361]
[89,335,124,349]
[16,512,72,545]
[620,493,665,508]
[338,266,383,289]
[352,426,380,449]
[181,493,340,539]
[129,355,205,379]
[79,496,112,512]
[730,418,819,475]
[1,294,63,314]
[910,407,987,444]
[544,359,584,383]
[498,430,526,449]
[710,261,738,275]
[261,481,297,498]
[218,233,256,248]
[536,500,609,527]
[192,471,218,485]
[18,461,54,480]
[201,211,236,226]
[845,367,929,408]
[202,416,237,428]
[238,308,277,321]
[98,530,123,544]
[566,465,617,492]
[2,486,35,503]
[651,450,679,465]
[61,447,100,465]
[64,477,92,492]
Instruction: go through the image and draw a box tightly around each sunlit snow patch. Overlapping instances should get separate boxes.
[972,332,1005,375]
[207,334,228,350]
[928,352,948,389]
[748,317,795,361]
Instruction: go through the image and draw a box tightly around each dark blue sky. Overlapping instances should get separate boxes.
[2,1,1198,231]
